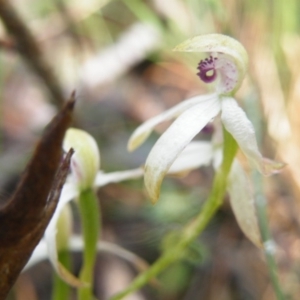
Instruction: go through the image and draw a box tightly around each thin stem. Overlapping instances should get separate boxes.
[52,250,72,300]
[77,188,100,300]
[245,92,285,299]
[110,128,238,300]
[253,172,285,300]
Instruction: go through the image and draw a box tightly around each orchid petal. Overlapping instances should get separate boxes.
[44,182,85,287]
[221,97,285,175]
[25,236,150,277]
[173,34,248,93]
[144,96,221,203]
[24,239,48,271]
[127,93,218,151]
[228,160,262,247]
[168,141,213,174]
[94,168,144,187]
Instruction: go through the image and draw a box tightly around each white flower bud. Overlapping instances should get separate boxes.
[63,128,100,191]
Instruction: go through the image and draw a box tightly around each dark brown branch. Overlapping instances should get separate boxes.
[0,94,75,298]
[0,0,66,108]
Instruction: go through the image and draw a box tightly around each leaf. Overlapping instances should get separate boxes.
[0,94,75,298]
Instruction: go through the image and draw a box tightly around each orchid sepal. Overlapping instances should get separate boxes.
[144,96,221,203]
[127,93,218,151]
[228,160,262,247]
[220,97,285,176]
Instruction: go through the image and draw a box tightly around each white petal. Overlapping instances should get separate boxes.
[23,239,48,271]
[25,182,78,271]
[228,160,261,247]
[44,182,85,287]
[168,141,213,174]
[145,96,221,203]
[221,97,284,175]
[25,235,149,276]
[94,168,144,187]
[127,93,218,151]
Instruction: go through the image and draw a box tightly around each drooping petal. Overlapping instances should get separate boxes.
[221,97,285,175]
[44,182,85,287]
[127,93,218,151]
[94,168,144,187]
[227,160,262,247]
[144,96,221,203]
[25,236,150,276]
[173,33,248,94]
[168,141,213,174]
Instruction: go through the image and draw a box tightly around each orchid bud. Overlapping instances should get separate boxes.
[63,128,100,191]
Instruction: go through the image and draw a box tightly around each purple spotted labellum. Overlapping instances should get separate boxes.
[197,55,218,83]
[197,53,240,94]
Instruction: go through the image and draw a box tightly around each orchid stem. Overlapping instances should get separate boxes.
[52,250,71,300]
[253,172,285,300]
[78,188,100,300]
[245,93,285,299]
[110,128,237,300]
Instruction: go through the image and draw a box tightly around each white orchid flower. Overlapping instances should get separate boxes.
[128,33,284,204]
[25,129,208,285]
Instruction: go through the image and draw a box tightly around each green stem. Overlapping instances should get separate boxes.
[253,172,285,300]
[110,128,238,300]
[52,250,72,300]
[78,188,100,300]
[245,92,285,300]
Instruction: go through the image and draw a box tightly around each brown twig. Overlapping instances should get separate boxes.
[0,94,75,298]
[0,0,66,108]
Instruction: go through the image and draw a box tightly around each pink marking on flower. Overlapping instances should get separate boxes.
[197,55,218,83]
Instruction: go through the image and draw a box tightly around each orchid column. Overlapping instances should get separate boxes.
[63,128,101,300]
